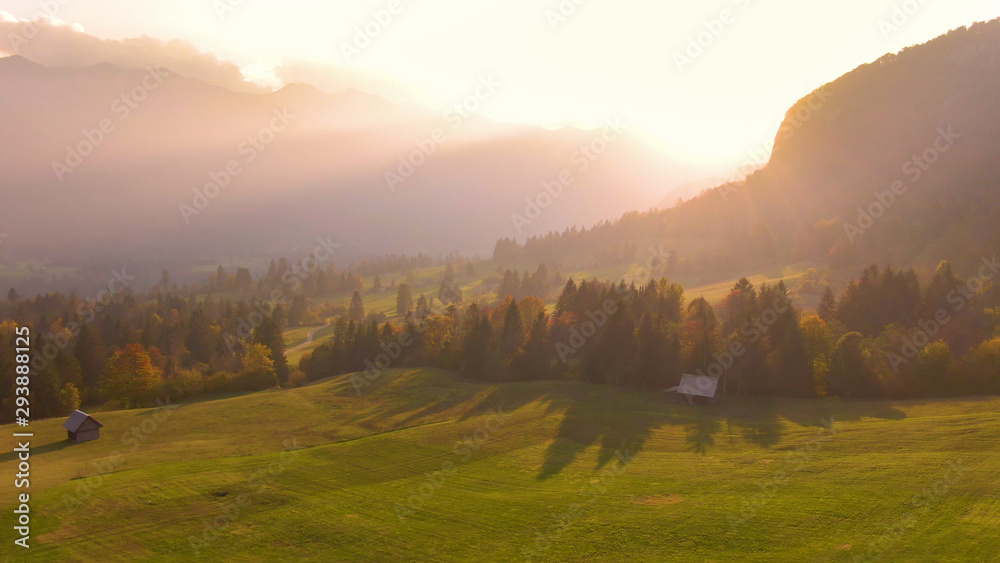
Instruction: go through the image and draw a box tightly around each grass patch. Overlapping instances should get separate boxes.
[3,369,998,561]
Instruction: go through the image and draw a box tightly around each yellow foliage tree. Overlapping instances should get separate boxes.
[100,344,163,408]
[239,343,277,390]
[800,315,831,397]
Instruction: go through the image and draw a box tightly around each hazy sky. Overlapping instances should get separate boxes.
[1,0,996,169]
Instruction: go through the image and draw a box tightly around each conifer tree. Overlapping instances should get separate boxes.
[397,283,413,316]
[817,286,837,322]
[349,291,366,322]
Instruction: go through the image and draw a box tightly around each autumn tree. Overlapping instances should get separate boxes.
[254,309,289,384]
[239,343,278,390]
[800,315,831,397]
[100,344,164,408]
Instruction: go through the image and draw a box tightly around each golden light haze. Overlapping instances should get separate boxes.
[1,0,996,172]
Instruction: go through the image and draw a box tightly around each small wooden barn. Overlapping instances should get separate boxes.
[63,410,103,443]
[665,374,720,406]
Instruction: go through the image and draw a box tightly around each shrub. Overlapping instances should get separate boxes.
[288,369,309,388]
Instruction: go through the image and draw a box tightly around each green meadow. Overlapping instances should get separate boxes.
[3,369,998,561]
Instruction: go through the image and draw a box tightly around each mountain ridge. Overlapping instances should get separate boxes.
[495,19,1000,286]
[0,55,703,260]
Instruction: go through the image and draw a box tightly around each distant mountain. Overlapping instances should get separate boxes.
[655,177,727,209]
[0,55,703,260]
[496,19,1000,284]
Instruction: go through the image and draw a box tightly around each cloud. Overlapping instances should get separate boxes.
[0,11,432,105]
[0,10,267,93]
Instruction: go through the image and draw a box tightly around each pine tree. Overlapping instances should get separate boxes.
[74,325,106,398]
[817,286,837,322]
[498,270,521,301]
[460,304,490,380]
[159,270,172,291]
[553,279,577,319]
[922,261,960,318]
[416,294,430,319]
[289,294,307,326]
[511,311,550,381]
[396,283,413,316]
[6,287,18,302]
[439,278,462,304]
[830,332,870,397]
[373,274,383,292]
[34,362,66,418]
[498,300,524,376]
[589,306,636,386]
[685,297,719,373]
[215,265,227,291]
[185,307,213,364]
[349,291,365,322]
[634,314,665,387]
[255,311,289,384]
[720,278,758,335]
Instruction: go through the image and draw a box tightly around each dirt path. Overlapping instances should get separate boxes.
[285,323,330,355]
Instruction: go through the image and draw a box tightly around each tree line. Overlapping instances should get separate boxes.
[0,291,291,422]
[2,259,997,423]
[301,261,1000,398]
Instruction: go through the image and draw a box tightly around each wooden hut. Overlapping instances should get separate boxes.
[665,374,719,406]
[63,410,103,443]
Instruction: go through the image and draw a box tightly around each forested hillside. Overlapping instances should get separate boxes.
[495,20,1000,285]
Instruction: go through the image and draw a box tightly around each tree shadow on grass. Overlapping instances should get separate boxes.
[456,379,559,422]
[536,384,682,480]
[332,369,557,430]
[0,439,74,463]
[535,387,911,480]
[320,367,910,481]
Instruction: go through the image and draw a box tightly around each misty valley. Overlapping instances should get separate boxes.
[1,4,999,562]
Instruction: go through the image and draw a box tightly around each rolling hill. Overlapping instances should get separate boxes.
[3,368,998,561]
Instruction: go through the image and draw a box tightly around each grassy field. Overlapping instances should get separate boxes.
[282,324,325,350]
[283,324,336,367]
[682,262,816,304]
[0,262,78,280]
[2,369,998,561]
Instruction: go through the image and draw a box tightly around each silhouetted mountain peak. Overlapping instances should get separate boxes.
[0,54,44,72]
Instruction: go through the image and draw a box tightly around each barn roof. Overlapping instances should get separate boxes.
[63,410,103,431]
[676,374,719,398]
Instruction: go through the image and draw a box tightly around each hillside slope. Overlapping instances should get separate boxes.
[501,19,1000,284]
